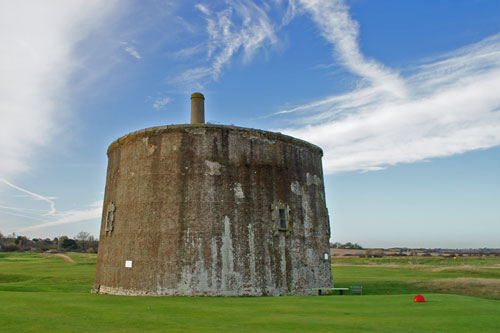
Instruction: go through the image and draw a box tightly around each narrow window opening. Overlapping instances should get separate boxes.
[105,202,116,235]
[279,208,287,230]
[105,212,112,232]
[106,212,112,229]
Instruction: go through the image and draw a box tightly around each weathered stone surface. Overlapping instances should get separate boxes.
[93,124,333,296]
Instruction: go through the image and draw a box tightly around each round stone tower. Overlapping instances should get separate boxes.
[93,93,333,296]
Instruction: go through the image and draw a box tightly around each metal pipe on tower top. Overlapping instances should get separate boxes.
[190,92,205,124]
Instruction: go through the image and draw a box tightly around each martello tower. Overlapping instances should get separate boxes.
[93,93,333,296]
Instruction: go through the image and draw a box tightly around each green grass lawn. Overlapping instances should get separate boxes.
[0,252,499,332]
[331,256,500,299]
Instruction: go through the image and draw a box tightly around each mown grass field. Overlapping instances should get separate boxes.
[0,252,499,332]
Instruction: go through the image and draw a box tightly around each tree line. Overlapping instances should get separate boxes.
[330,242,363,249]
[0,231,98,253]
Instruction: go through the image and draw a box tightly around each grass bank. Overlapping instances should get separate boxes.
[0,252,498,332]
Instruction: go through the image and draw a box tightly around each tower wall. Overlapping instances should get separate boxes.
[94,124,332,296]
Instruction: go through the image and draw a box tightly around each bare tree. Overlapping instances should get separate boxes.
[87,235,99,253]
[75,231,90,250]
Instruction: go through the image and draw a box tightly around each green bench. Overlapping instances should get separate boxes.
[350,286,363,295]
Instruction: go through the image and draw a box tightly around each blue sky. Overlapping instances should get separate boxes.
[1,0,499,248]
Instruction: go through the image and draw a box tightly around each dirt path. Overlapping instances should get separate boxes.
[55,254,74,263]
[332,263,404,268]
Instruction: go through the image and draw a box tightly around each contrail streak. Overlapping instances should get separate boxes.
[0,179,56,215]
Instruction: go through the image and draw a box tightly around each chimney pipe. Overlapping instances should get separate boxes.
[190,92,205,124]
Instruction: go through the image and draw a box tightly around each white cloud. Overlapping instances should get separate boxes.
[281,0,298,27]
[279,1,500,173]
[0,1,118,181]
[121,41,142,59]
[298,0,406,98]
[173,1,279,87]
[153,97,173,110]
[195,3,211,16]
[169,44,205,59]
[175,16,197,34]
[0,0,116,235]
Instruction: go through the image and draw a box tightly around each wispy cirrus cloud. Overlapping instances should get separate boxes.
[169,44,205,59]
[15,204,102,233]
[153,96,173,110]
[298,0,406,97]
[0,1,118,181]
[121,41,142,59]
[195,3,211,16]
[0,179,102,234]
[278,0,500,173]
[172,1,281,88]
